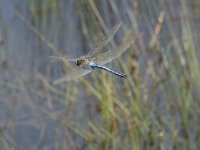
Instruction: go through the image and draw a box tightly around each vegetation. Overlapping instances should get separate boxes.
[1,0,200,149]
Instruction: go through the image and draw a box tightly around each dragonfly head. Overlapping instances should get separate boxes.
[76,58,85,66]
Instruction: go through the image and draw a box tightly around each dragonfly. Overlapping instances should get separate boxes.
[51,22,134,85]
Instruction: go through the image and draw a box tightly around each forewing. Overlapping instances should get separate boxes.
[49,55,77,62]
[87,22,122,56]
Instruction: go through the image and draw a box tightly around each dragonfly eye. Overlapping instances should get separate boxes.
[76,59,83,66]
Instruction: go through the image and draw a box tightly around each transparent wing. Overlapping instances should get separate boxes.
[49,55,77,62]
[53,67,92,85]
[91,39,135,65]
[87,22,122,56]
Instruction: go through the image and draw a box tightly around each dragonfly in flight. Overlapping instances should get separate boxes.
[51,22,134,85]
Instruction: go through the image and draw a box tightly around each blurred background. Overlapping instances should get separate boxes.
[0,0,200,149]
